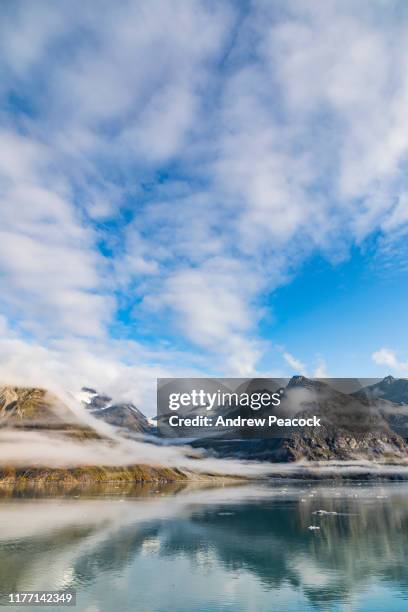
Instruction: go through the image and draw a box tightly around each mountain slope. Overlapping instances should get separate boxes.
[0,386,102,440]
[94,403,151,433]
[78,387,151,433]
[0,386,190,483]
[355,376,408,405]
[193,376,408,463]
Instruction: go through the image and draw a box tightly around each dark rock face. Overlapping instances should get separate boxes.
[278,430,408,462]
[353,377,408,438]
[89,395,112,409]
[355,376,408,405]
[79,377,408,464]
[193,376,408,463]
[79,388,151,433]
[286,375,327,391]
[193,430,408,463]
[93,403,150,434]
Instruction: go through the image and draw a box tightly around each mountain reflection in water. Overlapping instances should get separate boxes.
[1,481,408,611]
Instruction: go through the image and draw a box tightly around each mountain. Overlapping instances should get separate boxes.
[0,385,190,484]
[94,404,151,433]
[78,387,151,434]
[78,387,112,410]
[286,375,327,391]
[193,376,408,463]
[352,376,408,438]
[355,376,408,405]
[0,386,102,440]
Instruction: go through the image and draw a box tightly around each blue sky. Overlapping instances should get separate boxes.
[1,0,408,410]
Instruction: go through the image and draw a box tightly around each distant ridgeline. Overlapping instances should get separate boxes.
[156,376,408,463]
[2,377,408,483]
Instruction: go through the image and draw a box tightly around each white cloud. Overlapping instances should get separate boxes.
[0,315,205,414]
[381,193,408,232]
[314,358,329,378]
[279,351,328,378]
[282,351,307,376]
[0,130,111,337]
[143,258,263,375]
[372,348,408,376]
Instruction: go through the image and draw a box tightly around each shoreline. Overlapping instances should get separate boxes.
[4,461,408,486]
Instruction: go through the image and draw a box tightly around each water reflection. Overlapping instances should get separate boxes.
[1,482,408,611]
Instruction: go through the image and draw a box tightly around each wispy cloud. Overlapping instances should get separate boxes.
[372,348,408,376]
[282,351,307,376]
[314,357,329,378]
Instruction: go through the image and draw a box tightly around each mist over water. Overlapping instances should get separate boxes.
[1,482,408,611]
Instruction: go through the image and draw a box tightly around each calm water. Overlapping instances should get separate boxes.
[1,480,408,611]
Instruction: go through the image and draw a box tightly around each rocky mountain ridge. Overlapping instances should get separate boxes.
[192,376,408,463]
[77,387,151,434]
[0,385,188,483]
